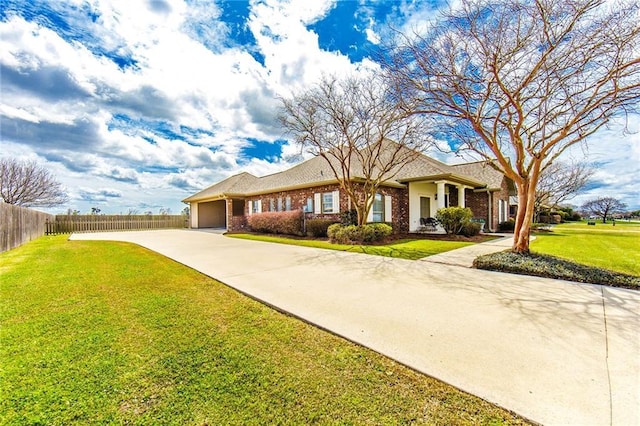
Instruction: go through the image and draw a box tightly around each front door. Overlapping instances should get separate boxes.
[420,196,431,218]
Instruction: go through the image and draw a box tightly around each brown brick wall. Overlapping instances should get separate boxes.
[465,180,511,232]
[467,191,491,226]
[225,180,509,233]
[233,183,409,233]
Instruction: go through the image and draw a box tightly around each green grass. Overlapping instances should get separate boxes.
[1,236,528,425]
[227,233,475,260]
[531,221,640,276]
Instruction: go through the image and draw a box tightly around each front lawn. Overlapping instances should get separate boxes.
[531,221,640,276]
[0,236,527,425]
[227,233,476,260]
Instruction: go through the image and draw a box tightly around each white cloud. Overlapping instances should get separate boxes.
[2,0,636,214]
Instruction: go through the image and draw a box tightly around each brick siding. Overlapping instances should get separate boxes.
[230,183,409,233]
[224,180,509,233]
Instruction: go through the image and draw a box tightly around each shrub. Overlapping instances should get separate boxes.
[568,213,582,221]
[327,223,342,241]
[247,210,303,236]
[327,223,392,244]
[436,207,473,235]
[306,219,338,238]
[498,219,515,232]
[460,221,481,237]
[367,222,393,241]
[340,209,358,226]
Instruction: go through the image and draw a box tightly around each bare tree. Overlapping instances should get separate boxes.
[279,73,429,226]
[0,158,69,207]
[386,0,640,252]
[535,161,594,220]
[581,197,627,223]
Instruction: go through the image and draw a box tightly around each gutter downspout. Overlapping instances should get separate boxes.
[487,192,493,232]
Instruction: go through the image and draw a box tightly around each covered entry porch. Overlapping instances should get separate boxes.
[405,178,481,233]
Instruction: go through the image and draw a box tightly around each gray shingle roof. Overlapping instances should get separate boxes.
[182,172,258,202]
[450,160,506,190]
[183,148,506,203]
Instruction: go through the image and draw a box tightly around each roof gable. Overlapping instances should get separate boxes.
[450,160,507,190]
[182,172,258,202]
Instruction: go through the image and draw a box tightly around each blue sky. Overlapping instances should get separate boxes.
[0,0,638,213]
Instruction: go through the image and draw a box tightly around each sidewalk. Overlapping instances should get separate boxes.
[421,234,515,267]
[70,230,640,425]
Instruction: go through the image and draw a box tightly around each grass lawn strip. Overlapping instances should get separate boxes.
[531,222,640,276]
[227,233,475,260]
[1,236,528,425]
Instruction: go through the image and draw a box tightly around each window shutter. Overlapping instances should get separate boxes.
[332,190,339,213]
[248,201,252,216]
[314,193,321,214]
[257,199,262,213]
[367,199,373,222]
[384,195,392,222]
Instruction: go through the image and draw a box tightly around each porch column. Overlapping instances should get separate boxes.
[457,185,466,208]
[435,181,446,210]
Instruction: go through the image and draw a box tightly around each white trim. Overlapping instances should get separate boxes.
[384,195,392,222]
[190,202,198,228]
[314,193,322,214]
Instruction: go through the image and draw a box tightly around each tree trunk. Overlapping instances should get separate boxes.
[356,205,365,226]
[356,195,374,227]
[512,179,536,253]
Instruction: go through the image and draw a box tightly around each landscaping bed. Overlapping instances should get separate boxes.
[474,251,640,290]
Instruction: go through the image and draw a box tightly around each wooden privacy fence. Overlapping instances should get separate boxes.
[46,215,188,235]
[0,203,54,253]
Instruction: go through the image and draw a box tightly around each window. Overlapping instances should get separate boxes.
[269,198,275,212]
[251,200,261,214]
[314,191,339,214]
[286,196,292,211]
[277,197,283,212]
[322,192,334,213]
[304,197,312,213]
[372,193,384,222]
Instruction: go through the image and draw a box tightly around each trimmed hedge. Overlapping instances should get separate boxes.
[498,219,515,232]
[473,251,640,290]
[436,207,483,236]
[247,210,303,236]
[460,221,481,237]
[306,219,338,238]
[327,223,392,244]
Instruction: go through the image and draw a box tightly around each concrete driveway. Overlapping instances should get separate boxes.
[70,229,640,425]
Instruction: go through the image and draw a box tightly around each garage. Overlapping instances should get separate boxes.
[197,200,227,228]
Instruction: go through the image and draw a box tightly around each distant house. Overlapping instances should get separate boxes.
[183,149,515,233]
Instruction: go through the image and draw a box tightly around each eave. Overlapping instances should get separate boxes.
[397,173,486,189]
